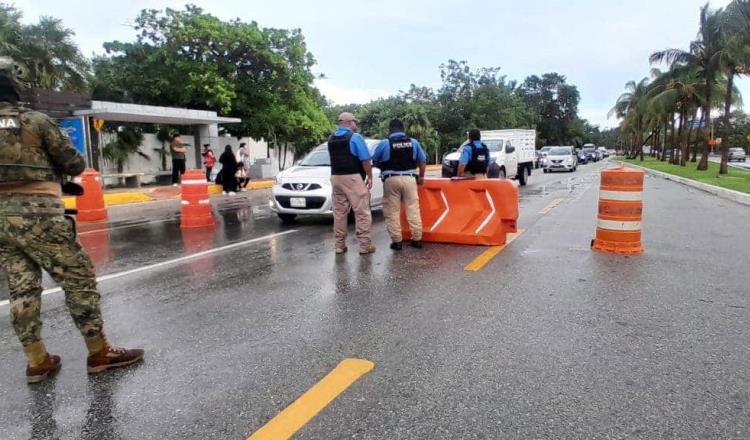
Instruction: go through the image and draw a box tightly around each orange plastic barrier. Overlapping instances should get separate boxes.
[401,178,518,246]
[591,166,644,255]
[76,169,107,222]
[180,169,214,229]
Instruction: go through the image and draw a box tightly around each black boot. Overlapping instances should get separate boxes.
[390,241,403,251]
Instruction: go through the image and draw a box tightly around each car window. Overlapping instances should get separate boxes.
[485,140,503,152]
[300,150,330,166]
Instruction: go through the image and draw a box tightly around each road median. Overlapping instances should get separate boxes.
[614,158,750,208]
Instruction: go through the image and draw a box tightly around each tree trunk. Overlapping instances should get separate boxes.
[669,114,677,163]
[720,71,735,175]
[675,112,685,165]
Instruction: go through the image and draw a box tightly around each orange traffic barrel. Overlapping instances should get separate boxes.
[401,178,519,246]
[180,169,214,229]
[76,169,107,222]
[591,166,644,255]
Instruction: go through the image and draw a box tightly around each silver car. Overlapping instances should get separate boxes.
[542,146,577,173]
[728,148,747,162]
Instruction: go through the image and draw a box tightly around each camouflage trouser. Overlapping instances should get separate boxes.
[0,195,103,347]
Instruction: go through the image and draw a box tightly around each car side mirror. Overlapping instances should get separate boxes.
[506,146,515,153]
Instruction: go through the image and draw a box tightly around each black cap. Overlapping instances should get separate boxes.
[468,129,481,141]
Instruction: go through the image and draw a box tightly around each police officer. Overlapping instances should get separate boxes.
[457,129,490,179]
[0,58,143,384]
[373,119,427,250]
[328,112,376,255]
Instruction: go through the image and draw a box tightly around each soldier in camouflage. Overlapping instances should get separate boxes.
[0,57,144,384]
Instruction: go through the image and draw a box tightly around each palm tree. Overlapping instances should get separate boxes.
[650,3,724,171]
[610,77,652,159]
[102,126,150,177]
[403,110,439,163]
[649,65,704,166]
[718,0,750,173]
[0,6,88,92]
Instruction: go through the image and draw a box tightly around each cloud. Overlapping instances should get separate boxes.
[315,79,391,105]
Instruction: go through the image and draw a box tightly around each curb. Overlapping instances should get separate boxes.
[613,160,750,208]
[62,179,274,209]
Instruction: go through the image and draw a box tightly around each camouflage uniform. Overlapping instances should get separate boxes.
[0,61,103,348]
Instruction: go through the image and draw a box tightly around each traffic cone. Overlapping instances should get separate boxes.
[76,169,107,222]
[180,169,214,229]
[592,166,645,255]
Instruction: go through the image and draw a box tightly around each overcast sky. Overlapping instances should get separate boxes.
[18,0,748,128]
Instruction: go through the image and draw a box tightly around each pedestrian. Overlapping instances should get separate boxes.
[219,145,238,195]
[170,134,188,186]
[456,129,490,179]
[237,142,254,170]
[0,57,143,384]
[202,144,216,182]
[328,112,375,255]
[236,162,250,191]
[373,118,427,250]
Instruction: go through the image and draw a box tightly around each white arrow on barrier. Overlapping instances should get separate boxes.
[430,189,450,232]
[475,190,496,234]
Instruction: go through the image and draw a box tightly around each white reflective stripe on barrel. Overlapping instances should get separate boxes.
[198,199,210,205]
[597,219,642,231]
[181,200,190,205]
[599,190,642,202]
[181,180,207,185]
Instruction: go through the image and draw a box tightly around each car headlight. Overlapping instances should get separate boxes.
[274,175,283,185]
[443,158,451,166]
[565,158,573,164]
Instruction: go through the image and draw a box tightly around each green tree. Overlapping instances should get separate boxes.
[717,0,750,173]
[0,3,88,92]
[92,5,331,157]
[651,4,724,171]
[101,126,149,175]
[518,73,581,146]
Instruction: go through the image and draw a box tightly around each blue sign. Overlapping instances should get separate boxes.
[58,117,86,155]
[688,120,705,128]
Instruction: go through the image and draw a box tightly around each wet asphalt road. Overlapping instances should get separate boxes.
[0,161,748,439]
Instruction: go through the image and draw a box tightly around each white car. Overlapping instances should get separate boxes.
[542,146,577,173]
[270,140,384,222]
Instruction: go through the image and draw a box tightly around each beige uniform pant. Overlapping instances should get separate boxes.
[331,174,372,249]
[383,176,422,243]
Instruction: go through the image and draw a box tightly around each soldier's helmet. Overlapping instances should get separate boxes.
[0,57,25,101]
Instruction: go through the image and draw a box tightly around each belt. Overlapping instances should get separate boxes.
[382,174,417,181]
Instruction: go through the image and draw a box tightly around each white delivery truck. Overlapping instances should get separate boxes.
[441,129,537,186]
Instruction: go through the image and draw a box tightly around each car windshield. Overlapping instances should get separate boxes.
[540,147,552,152]
[300,149,330,166]
[549,147,571,155]
[730,148,744,153]
[583,148,595,153]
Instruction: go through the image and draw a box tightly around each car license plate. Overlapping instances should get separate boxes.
[290,197,306,208]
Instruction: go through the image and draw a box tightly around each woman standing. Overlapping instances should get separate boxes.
[219,145,238,195]
[202,144,216,182]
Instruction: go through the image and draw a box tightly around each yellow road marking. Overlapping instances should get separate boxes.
[464,230,524,272]
[248,358,375,440]
[538,198,564,215]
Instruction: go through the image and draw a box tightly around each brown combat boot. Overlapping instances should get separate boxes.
[87,345,144,374]
[27,354,62,384]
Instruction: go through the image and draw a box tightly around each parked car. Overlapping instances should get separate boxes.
[728,147,747,162]
[542,146,577,173]
[270,140,384,222]
[597,146,610,158]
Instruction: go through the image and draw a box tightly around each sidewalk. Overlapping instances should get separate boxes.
[62,179,273,209]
